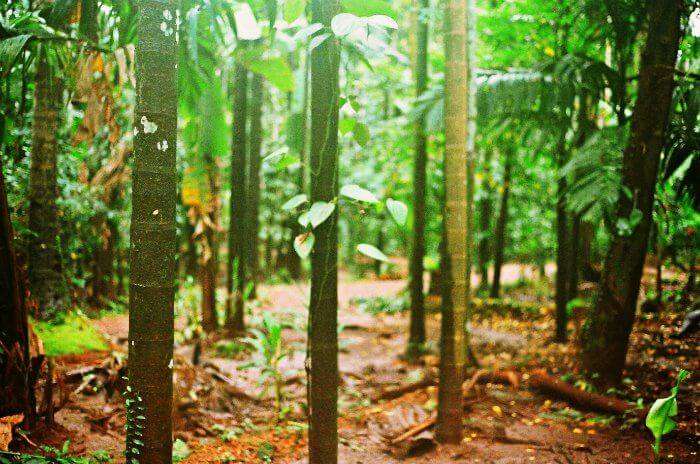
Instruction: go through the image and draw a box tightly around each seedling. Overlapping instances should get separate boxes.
[645,369,691,461]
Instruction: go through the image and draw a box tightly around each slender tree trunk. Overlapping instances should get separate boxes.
[127,0,178,461]
[225,63,248,334]
[407,0,429,359]
[28,49,68,319]
[308,0,340,461]
[581,0,683,387]
[247,73,263,298]
[554,131,570,342]
[200,90,220,333]
[477,148,494,291]
[436,0,470,444]
[0,158,35,424]
[489,148,512,299]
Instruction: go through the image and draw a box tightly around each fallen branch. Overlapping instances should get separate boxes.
[374,374,434,401]
[463,369,520,394]
[390,416,436,445]
[529,369,635,415]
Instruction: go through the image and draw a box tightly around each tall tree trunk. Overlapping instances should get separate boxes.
[225,63,248,334]
[127,0,178,462]
[200,90,220,334]
[477,148,494,291]
[554,132,570,342]
[308,0,340,461]
[489,148,512,299]
[0,158,35,424]
[436,0,470,444]
[581,0,683,387]
[407,0,429,359]
[28,49,68,319]
[247,73,263,299]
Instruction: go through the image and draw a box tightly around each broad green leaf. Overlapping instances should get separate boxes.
[283,194,308,211]
[341,0,396,18]
[308,201,336,228]
[283,0,306,23]
[366,15,398,29]
[247,57,294,92]
[645,369,691,456]
[338,118,356,135]
[234,3,262,40]
[386,198,408,225]
[331,13,359,37]
[352,122,370,146]
[340,184,378,203]
[0,35,31,72]
[293,232,314,258]
[298,210,311,227]
[293,23,323,42]
[357,244,389,262]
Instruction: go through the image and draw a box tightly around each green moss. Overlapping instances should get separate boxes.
[33,312,109,356]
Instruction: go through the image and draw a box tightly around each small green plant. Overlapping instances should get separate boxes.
[256,442,275,463]
[645,369,691,460]
[352,295,407,315]
[241,314,291,416]
[215,340,249,358]
[172,439,191,463]
[32,312,109,356]
[0,442,112,463]
[123,379,145,464]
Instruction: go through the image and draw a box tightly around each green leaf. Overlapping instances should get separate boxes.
[234,3,262,40]
[386,198,407,225]
[298,210,311,227]
[247,57,294,92]
[357,244,389,262]
[284,0,306,23]
[366,15,398,29]
[352,122,370,146]
[293,232,314,258]
[331,13,359,36]
[308,201,336,228]
[338,118,356,134]
[0,34,31,72]
[309,33,331,51]
[341,0,396,18]
[340,184,378,203]
[283,194,308,211]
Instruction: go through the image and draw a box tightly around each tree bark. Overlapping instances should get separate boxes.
[225,62,248,334]
[127,0,178,462]
[489,148,512,299]
[28,48,68,319]
[247,72,263,299]
[554,132,570,342]
[308,0,340,461]
[0,157,35,424]
[580,0,683,387]
[436,0,470,444]
[477,148,494,291]
[407,0,429,359]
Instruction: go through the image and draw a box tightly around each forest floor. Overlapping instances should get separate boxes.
[17,263,699,464]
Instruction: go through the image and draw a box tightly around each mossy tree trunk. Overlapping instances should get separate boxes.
[247,72,263,298]
[0,157,35,425]
[308,0,341,461]
[436,0,471,444]
[554,132,570,342]
[225,62,248,334]
[127,0,178,462]
[477,148,494,291]
[28,48,68,319]
[489,147,512,299]
[407,0,429,359]
[581,0,683,387]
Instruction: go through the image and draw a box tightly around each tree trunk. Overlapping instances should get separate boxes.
[247,72,264,299]
[477,148,494,291]
[554,131,570,343]
[489,148,512,299]
[308,0,341,461]
[580,0,683,387]
[28,49,68,319]
[200,89,221,334]
[0,157,35,424]
[436,0,470,444]
[127,0,178,461]
[225,62,248,334]
[407,0,429,359]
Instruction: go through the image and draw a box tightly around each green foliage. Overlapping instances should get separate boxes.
[645,369,691,458]
[352,295,406,316]
[0,443,112,463]
[123,380,145,464]
[172,439,191,463]
[32,312,109,356]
